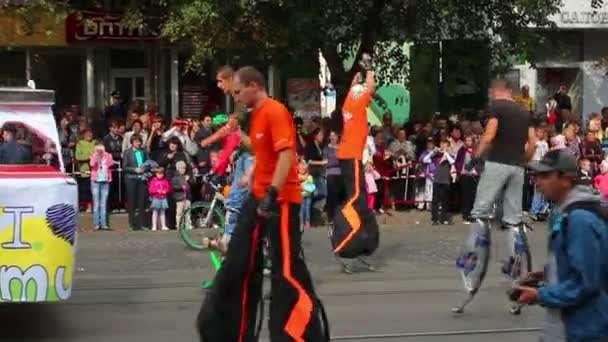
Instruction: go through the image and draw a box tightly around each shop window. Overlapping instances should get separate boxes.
[111,49,147,69]
[0,121,60,169]
[0,51,26,87]
[31,52,83,110]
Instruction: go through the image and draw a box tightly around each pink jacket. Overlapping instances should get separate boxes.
[89,151,114,183]
[365,168,380,194]
[148,177,171,199]
[213,130,241,176]
[594,174,608,199]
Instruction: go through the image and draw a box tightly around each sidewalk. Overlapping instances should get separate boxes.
[78,208,444,233]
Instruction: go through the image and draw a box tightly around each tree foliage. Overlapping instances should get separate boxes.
[4,0,577,91]
[156,0,565,89]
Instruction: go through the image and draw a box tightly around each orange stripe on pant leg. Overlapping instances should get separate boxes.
[238,223,261,342]
[281,203,313,342]
[334,160,361,253]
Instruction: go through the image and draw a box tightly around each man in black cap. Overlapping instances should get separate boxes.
[105,90,127,123]
[513,150,608,341]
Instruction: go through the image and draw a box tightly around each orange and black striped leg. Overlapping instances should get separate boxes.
[196,196,265,342]
[267,202,326,342]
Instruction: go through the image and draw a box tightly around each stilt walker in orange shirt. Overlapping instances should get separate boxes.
[197,67,329,342]
[331,54,380,271]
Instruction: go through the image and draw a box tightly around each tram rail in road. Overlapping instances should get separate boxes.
[331,327,542,340]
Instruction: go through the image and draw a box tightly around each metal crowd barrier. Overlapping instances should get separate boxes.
[66,158,125,211]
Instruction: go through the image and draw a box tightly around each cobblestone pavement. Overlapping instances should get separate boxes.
[1,211,549,341]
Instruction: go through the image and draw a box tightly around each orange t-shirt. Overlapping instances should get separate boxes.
[250,97,302,203]
[336,86,372,160]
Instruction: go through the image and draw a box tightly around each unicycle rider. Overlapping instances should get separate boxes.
[454,79,537,312]
[197,66,328,342]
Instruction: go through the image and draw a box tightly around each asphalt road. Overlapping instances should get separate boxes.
[1,214,549,341]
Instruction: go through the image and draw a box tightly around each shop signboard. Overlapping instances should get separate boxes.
[551,0,608,28]
[65,11,159,43]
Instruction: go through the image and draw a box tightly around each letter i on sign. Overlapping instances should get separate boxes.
[1,207,34,249]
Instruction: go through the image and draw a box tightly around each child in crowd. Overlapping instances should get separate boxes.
[416,137,436,211]
[594,160,608,200]
[550,134,566,150]
[456,135,479,224]
[172,161,192,229]
[576,158,594,187]
[423,139,455,225]
[529,126,550,221]
[299,160,315,229]
[588,112,603,142]
[365,162,381,210]
[582,131,604,172]
[148,167,171,231]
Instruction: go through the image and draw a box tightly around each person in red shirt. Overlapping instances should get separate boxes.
[332,63,380,262]
[197,66,328,342]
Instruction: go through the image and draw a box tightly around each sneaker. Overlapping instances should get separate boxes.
[462,220,472,225]
[101,226,111,231]
[442,221,452,225]
[161,226,170,231]
[151,227,157,231]
[304,223,311,229]
[431,221,440,226]
[93,226,101,231]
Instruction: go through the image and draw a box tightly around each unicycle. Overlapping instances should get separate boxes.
[502,222,533,315]
[452,219,532,314]
[452,218,491,313]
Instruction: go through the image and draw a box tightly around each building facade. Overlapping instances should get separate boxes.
[514,0,608,122]
[0,11,224,120]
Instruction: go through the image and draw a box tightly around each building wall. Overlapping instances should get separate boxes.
[516,0,608,123]
[582,31,608,117]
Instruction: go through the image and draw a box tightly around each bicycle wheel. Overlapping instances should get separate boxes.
[453,219,491,313]
[179,202,225,250]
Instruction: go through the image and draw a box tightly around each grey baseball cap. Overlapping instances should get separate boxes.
[528,150,577,176]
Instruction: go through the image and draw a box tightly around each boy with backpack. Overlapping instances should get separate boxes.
[515,150,608,341]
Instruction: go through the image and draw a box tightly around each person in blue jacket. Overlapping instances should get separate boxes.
[517,150,608,341]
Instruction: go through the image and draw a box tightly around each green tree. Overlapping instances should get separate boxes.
[3,0,571,97]
[157,0,566,97]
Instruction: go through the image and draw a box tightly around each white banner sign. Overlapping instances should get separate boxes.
[0,172,78,302]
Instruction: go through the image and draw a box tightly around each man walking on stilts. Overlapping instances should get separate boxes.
[197,66,328,342]
[331,54,380,272]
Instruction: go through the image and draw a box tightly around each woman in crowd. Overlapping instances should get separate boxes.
[146,117,166,162]
[372,129,393,214]
[159,137,190,229]
[305,128,328,221]
[90,141,115,230]
[324,131,342,222]
[123,119,148,153]
[123,134,149,231]
[294,117,306,157]
[75,128,95,212]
